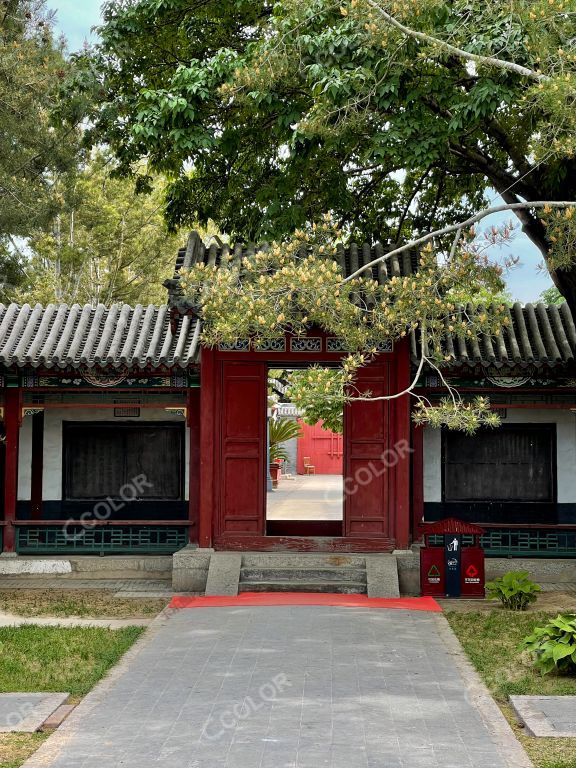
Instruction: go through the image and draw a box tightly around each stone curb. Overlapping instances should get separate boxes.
[0,612,152,628]
[433,614,533,768]
[20,607,174,767]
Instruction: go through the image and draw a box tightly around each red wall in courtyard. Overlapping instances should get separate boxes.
[296,421,343,475]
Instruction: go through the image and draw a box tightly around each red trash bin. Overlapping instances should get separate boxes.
[420,518,485,598]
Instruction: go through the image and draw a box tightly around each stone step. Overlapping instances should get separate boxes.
[205,552,241,596]
[241,553,367,569]
[239,579,367,594]
[240,567,367,583]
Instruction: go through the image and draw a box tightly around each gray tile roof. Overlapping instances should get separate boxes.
[411,301,576,368]
[173,231,419,281]
[165,231,420,315]
[0,303,200,370]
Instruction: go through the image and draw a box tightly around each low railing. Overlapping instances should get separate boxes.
[12,520,191,555]
[426,523,576,557]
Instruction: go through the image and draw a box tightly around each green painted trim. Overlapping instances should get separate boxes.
[429,529,576,557]
[16,525,188,555]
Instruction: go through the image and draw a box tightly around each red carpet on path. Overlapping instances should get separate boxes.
[169,593,442,612]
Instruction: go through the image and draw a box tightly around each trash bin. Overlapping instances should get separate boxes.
[420,518,485,598]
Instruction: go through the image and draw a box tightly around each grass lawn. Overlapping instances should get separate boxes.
[447,610,576,768]
[0,590,168,619]
[0,624,144,768]
[0,734,46,768]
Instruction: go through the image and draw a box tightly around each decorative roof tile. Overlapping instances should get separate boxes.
[411,301,576,368]
[0,303,200,370]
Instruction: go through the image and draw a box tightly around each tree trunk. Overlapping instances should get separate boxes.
[550,268,576,311]
[498,185,576,313]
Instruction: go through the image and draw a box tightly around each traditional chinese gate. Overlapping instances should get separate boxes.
[198,332,411,552]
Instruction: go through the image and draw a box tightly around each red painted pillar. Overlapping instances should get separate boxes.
[198,348,216,548]
[411,423,424,543]
[3,388,22,553]
[393,339,411,550]
[187,388,200,544]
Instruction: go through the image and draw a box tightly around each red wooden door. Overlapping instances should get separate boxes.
[297,421,343,474]
[216,361,267,538]
[344,360,392,539]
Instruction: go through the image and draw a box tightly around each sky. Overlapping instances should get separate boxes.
[50,1,554,304]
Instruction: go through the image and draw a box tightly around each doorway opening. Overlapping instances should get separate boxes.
[265,368,343,537]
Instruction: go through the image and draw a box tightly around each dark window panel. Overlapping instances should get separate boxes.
[63,423,184,501]
[443,424,556,503]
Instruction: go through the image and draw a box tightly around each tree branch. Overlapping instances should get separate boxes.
[363,0,548,83]
[447,140,536,201]
[343,201,576,282]
[394,165,433,241]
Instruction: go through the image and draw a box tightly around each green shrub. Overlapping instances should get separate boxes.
[485,571,541,610]
[522,614,576,675]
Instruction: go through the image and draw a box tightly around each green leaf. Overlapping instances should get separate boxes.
[552,644,575,662]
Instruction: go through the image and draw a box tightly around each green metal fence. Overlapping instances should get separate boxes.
[428,528,576,557]
[16,525,188,555]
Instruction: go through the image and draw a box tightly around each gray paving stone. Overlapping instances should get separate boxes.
[0,692,69,732]
[511,695,576,737]
[22,607,524,768]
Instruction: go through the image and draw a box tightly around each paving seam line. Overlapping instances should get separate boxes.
[433,613,533,768]
[19,607,174,768]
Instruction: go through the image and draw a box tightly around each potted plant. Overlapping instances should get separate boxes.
[268,418,302,488]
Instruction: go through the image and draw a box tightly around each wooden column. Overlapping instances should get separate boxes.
[198,348,216,548]
[393,338,411,550]
[3,388,22,553]
[411,423,424,543]
[30,411,44,520]
[187,388,200,544]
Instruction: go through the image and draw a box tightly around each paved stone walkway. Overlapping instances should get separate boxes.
[267,475,343,520]
[23,606,528,768]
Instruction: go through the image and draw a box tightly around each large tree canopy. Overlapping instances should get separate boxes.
[11,153,181,306]
[0,0,82,289]
[89,0,576,303]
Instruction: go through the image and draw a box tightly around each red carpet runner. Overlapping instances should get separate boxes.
[169,593,441,611]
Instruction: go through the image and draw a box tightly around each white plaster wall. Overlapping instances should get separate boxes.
[423,409,576,503]
[423,426,442,503]
[34,409,190,501]
[17,416,32,501]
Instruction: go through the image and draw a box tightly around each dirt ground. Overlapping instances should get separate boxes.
[439,588,576,613]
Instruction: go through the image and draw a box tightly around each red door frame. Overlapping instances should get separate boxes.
[199,333,412,552]
[344,357,392,540]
